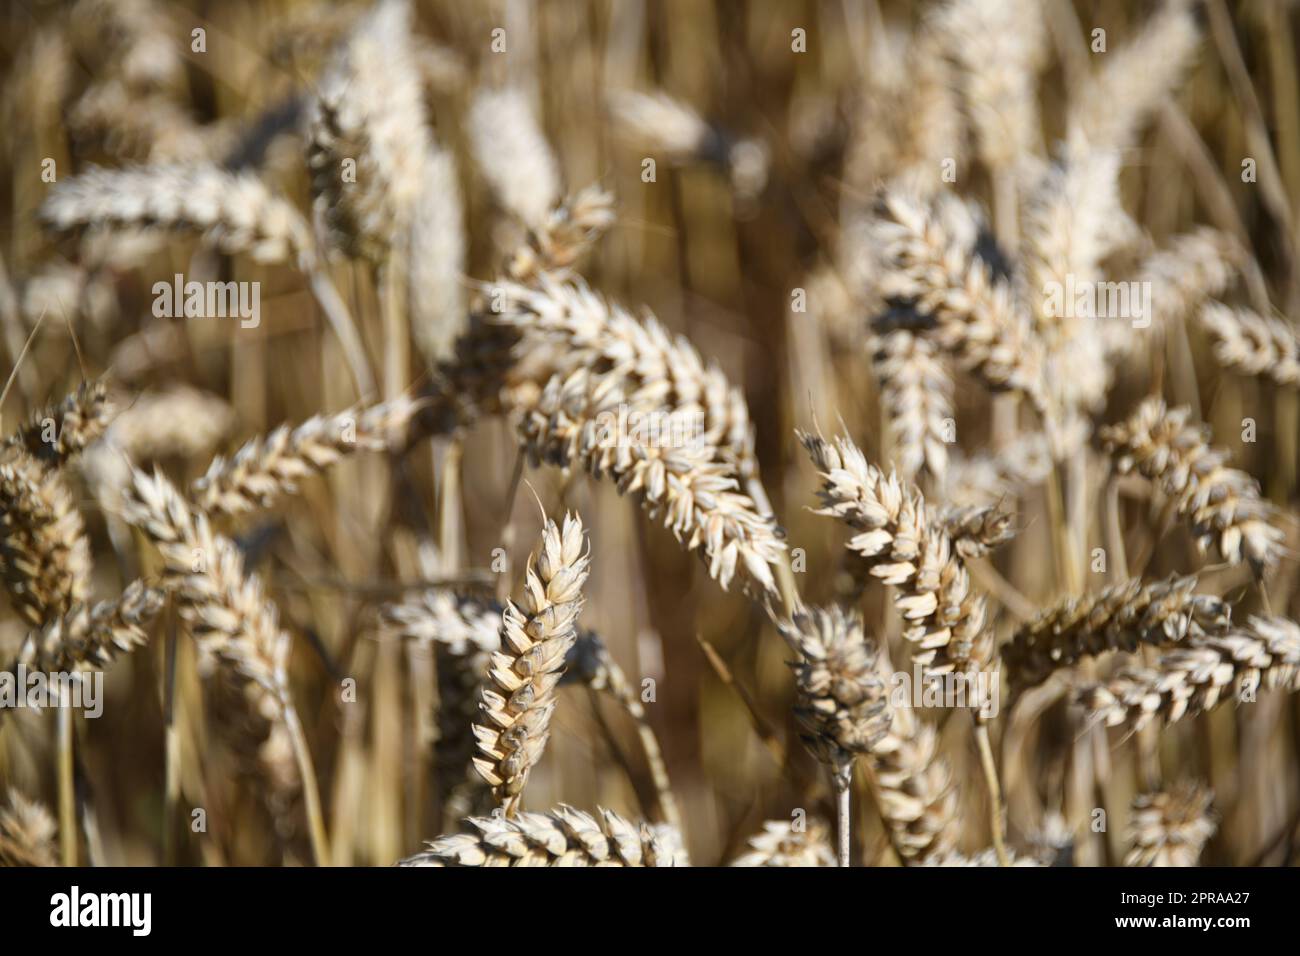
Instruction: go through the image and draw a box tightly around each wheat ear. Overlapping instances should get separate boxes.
[1079,616,1300,732]
[1101,397,1284,575]
[399,804,682,867]
[729,818,837,867]
[472,513,589,817]
[6,579,162,675]
[1126,782,1217,867]
[191,396,417,517]
[871,189,1048,413]
[1199,302,1300,388]
[3,378,115,466]
[0,451,92,626]
[119,468,329,863]
[800,428,990,676]
[778,605,891,866]
[1003,575,1233,691]
[871,326,953,482]
[0,792,58,867]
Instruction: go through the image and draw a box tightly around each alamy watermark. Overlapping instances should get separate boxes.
[591,403,707,452]
[1042,274,1152,328]
[153,273,261,328]
[0,664,103,718]
[888,663,1000,718]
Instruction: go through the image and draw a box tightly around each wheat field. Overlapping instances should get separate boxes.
[0,0,1298,869]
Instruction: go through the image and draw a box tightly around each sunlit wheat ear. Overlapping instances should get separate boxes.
[407,145,467,366]
[0,791,58,867]
[6,579,163,675]
[468,86,561,232]
[1067,0,1201,152]
[1003,574,1232,692]
[1100,397,1284,576]
[931,0,1045,172]
[38,163,314,266]
[799,429,990,676]
[939,503,1017,559]
[871,190,1048,414]
[472,513,589,817]
[3,378,116,466]
[384,590,501,821]
[1125,782,1216,867]
[871,326,953,482]
[0,452,92,626]
[398,804,682,867]
[307,0,430,260]
[778,605,891,771]
[1199,302,1300,389]
[191,396,418,518]
[491,276,758,479]
[1078,616,1300,732]
[729,818,837,867]
[939,429,1059,508]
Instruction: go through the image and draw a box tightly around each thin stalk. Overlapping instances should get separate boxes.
[745,475,802,613]
[162,621,180,866]
[833,761,853,868]
[282,700,331,866]
[58,706,76,866]
[303,255,376,400]
[973,715,1010,867]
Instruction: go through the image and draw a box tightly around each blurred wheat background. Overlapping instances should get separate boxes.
[1,0,1299,868]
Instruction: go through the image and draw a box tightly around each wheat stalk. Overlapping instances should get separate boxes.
[1003,575,1233,691]
[399,804,682,867]
[0,792,58,867]
[472,513,589,817]
[1079,616,1300,732]
[1100,397,1284,575]
[729,818,837,867]
[1199,302,1300,388]
[191,396,418,517]
[1125,782,1217,867]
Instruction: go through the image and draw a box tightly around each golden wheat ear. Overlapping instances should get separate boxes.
[472,512,589,817]
[0,791,59,867]
[728,818,837,867]
[1125,782,1217,867]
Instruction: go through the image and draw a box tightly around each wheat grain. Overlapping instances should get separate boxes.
[399,804,682,866]
[472,513,589,817]
[1101,397,1284,575]
[939,503,1017,559]
[1126,782,1216,867]
[1003,575,1232,691]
